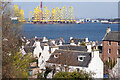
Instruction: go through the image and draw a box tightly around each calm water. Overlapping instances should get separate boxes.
[22,23,118,42]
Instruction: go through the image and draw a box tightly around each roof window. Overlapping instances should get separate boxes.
[78,55,86,61]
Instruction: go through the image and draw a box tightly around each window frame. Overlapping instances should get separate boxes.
[108,49,111,54]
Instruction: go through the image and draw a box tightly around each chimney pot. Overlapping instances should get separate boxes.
[106,27,111,33]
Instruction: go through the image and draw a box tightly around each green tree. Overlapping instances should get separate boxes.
[112,58,116,68]
[53,71,72,78]
[81,41,86,46]
[53,71,93,79]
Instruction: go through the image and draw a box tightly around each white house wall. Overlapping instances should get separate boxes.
[88,51,103,78]
[33,41,42,58]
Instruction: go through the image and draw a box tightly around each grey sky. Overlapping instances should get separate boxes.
[12,2,118,19]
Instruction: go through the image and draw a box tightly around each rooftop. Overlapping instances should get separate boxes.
[69,38,85,44]
[47,50,91,67]
[58,45,88,52]
[103,31,120,42]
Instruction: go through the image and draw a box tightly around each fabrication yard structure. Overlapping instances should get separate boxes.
[13,2,76,24]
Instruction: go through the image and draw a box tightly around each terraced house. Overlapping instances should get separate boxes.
[102,27,120,63]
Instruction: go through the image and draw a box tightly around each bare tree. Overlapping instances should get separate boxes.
[1,1,31,78]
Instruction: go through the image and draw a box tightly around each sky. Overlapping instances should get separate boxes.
[12,2,118,19]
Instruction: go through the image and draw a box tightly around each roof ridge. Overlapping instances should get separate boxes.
[57,49,90,53]
[111,31,120,33]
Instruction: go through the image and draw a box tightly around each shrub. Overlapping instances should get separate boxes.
[53,71,93,79]
[81,41,86,46]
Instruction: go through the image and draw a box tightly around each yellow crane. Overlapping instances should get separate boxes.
[28,11,32,22]
[68,7,74,21]
[19,9,25,22]
[62,6,67,20]
[56,7,60,21]
[31,5,75,23]
[13,5,20,17]
[43,6,47,21]
[51,8,57,21]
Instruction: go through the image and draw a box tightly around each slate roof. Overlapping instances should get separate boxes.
[47,50,91,67]
[103,31,120,42]
[54,39,65,45]
[24,40,54,53]
[59,45,88,52]
[69,38,85,44]
[24,46,35,53]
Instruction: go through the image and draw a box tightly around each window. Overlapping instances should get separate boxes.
[109,41,111,46]
[108,49,111,54]
[118,42,120,46]
[108,57,111,62]
[117,49,120,56]
[78,56,86,61]
[76,68,80,72]
[54,55,58,58]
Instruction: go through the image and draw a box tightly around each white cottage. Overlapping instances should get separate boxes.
[46,49,103,78]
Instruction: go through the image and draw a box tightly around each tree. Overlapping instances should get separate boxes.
[53,71,93,79]
[81,41,86,46]
[1,1,32,78]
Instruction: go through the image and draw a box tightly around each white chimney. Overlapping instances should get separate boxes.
[51,40,55,45]
[85,37,89,43]
[78,42,81,45]
[106,27,111,33]
[59,40,62,46]
[33,40,42,58]
[35,36,37,39]
[21,45,24,49]
[92,41,96,46]
[70,40,76,45]
[92,50,99,58]
[24,36,26,39]
[87,44,92,52]
[44,44,49,51]
[70,37,73,40]
[43,37,48,42]
[96,46,98,50]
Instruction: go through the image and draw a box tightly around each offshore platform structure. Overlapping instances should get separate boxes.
[32,1,43,22]
[32,2,75,23]
[13,5,25,22]
[28,11,32,22]
[68,7,75,22]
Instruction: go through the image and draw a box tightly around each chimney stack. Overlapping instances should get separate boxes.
[70,40,76,45]
[85,37,89,43]
[70,37,73,40]
[87,42,92,52]
[43,36,48,42]
[59,40,62,46]
[106,27,111,33]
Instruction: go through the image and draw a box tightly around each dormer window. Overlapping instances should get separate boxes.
[54,55,59,58]
[78,56,86,61]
